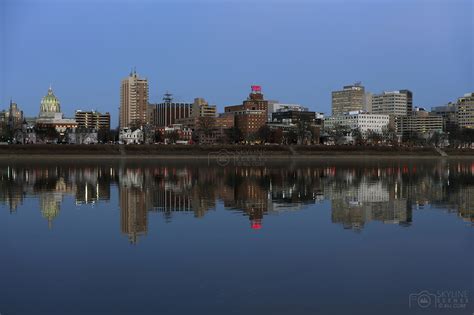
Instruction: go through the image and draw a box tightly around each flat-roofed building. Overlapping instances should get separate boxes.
[225,85,269,114]
[234,110,267,138]
[324,111,390,134]
[456,93,474,129]
[331,83,366,115]
[372,90,412,116]
[149,93,192,127]
[192,98,217,118]
[75,110,111,130]
[395,108,443,136]
[225,86,269,138]
[119,70,148,128]
[431,102,458,132]
[272,110,316,124]
[267,101,308,122]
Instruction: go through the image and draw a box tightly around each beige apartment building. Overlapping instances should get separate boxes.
[456,93,474,129]
[119,70,149,128]
[331,83,366,115]
[192,98,217,118]
[75,110,111,130]
[372,90,412,116]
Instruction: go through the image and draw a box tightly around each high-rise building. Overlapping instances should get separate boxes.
[7,100,24,130]
[399,90,413,113]
[75,110,110,130]
[331,82,365,115]
[119,70,149,128]
[456,93,474,129]
[148,92,192,127]
[371,90,411,116]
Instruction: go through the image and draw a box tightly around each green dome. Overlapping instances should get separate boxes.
[39,86,61,117]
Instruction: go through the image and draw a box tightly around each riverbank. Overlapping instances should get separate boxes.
[0,144,472,158]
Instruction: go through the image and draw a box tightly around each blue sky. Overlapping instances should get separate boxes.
[1,0,472,127]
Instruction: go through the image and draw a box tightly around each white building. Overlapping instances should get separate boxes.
[35,87,78,133]
[68,129,98,144]
[324,111,390,134]
[119,127,144,144]
[267,101,309,121]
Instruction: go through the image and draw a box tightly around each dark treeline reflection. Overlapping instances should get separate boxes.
[1,160,473,243]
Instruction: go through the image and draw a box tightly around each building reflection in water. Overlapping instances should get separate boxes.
[0,160,472,242]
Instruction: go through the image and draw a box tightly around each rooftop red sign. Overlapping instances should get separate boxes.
[251,85,262,92]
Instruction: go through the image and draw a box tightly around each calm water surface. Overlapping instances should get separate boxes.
[1,158,473,315]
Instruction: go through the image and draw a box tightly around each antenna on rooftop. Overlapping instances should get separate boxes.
[163,91,173,103]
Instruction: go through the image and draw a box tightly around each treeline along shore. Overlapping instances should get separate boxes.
[0,144,472,158]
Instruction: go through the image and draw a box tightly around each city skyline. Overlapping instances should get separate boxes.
[1,0,472,126]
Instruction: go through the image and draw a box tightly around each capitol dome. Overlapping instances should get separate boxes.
[39,86,61,118]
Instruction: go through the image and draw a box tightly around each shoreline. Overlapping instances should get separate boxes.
[0,144,472,159]
[0,154,472,160]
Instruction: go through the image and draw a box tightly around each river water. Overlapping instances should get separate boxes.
[1,158,473,314]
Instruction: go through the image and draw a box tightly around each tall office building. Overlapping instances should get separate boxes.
[149,92,193,127]
[119,70,149,128]
[399,90,413,113]
[332,83,366,115]
[456,93,474,129]
[75,110,111,130]
[372,90,412,116]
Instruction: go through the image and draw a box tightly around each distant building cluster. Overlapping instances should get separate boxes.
[325,82,473,146]
[2,72,473,146]
[0,86,111,144]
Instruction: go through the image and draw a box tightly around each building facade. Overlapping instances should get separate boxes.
[267,101,308,122]
[191,98,217,118]
[272,111,316,124]
[35,87,78,133]
[371,90,412,116]
[225,85,269,114]
[119,127,144,144]
[234,110,267,138]
[395,109,443,136]
[324,111,390,134]
[119,70,149,128]
[149,93,192,127]
[224,86,269,138]
[456,93,474,129]
[431,102,458,132]
[75,110,111,130]
[331,83,366,115]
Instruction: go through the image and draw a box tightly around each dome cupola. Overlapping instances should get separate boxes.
[39,86,61,118]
